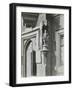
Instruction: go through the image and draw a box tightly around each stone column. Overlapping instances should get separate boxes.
[46,14,56,76]
[36,14,49,76]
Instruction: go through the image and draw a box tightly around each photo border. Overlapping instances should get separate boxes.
[9,3,71,87]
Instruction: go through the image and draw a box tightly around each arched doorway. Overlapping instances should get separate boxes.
[24,39,36,77]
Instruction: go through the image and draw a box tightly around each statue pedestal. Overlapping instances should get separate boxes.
[41,45,48,64]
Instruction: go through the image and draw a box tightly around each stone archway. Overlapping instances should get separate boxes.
[25,40,32,77]
[23,39,36,77]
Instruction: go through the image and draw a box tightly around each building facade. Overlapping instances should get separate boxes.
[21,13,64,77]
